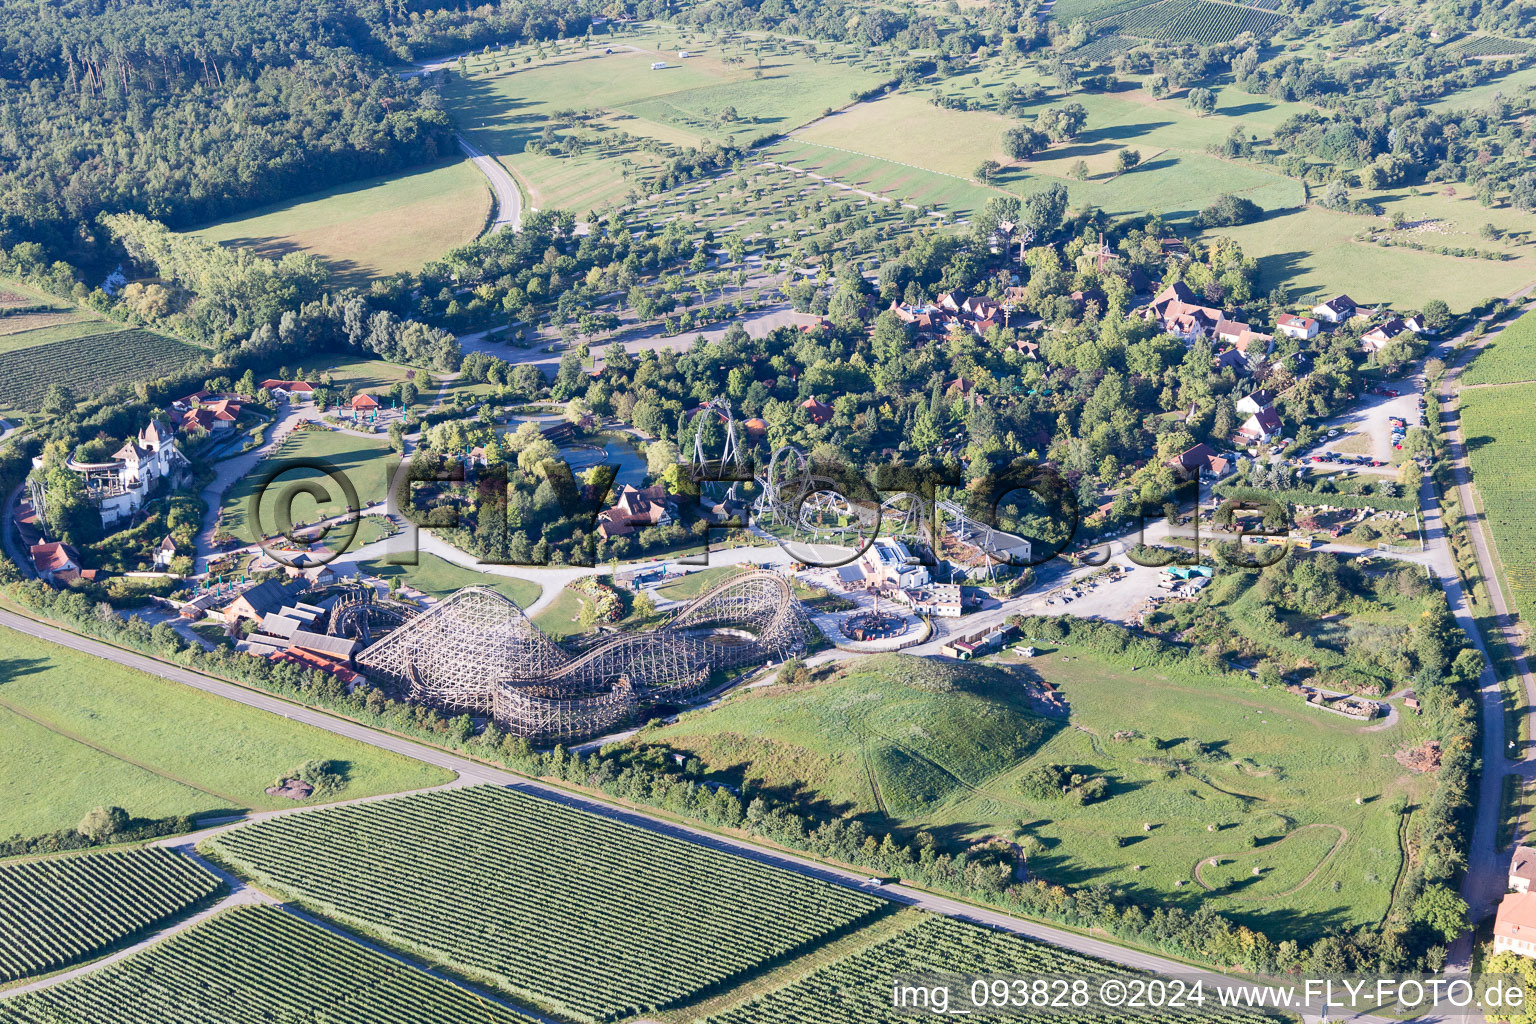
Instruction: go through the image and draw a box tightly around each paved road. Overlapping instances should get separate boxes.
[458,135,522,233]
[0,603,1398,1021]
[1428,297,1536,958]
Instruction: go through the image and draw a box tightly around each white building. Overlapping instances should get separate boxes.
[862,537,931,590]
[1312,294,1356,324]
[51,419,188,527]
[905,583,963,617]
[1275,313,1319,340]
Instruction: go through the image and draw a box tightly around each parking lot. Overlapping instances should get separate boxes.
[1303,377,1425,471]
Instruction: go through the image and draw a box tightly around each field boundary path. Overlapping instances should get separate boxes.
[1427,283,1536,970]
[0,603,1397,1023]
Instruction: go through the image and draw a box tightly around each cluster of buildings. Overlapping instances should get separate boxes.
[1142,283,1274,373]
[239,587,363,685]
[831,537,977,619]
[1308,294,1432,354]
[33,418,191,529]
[889,290,1015,339]
[170,391,242,432]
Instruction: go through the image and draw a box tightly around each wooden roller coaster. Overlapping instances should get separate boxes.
[355,569,816,742]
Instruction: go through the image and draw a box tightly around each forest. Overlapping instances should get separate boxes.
[0,0,618,259]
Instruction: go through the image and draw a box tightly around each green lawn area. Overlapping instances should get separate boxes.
[1463,306,1536,386]
[320,357,434,401]
[1461,382,1536,624]
[641,646,1425,942]
[0,317,116,353]
[790,83,1305,222]
[361,551,540,608]
[220,428,392,544]
[654,565,747,601]
[530,587,589,638]
[441,27,884,214]
[1205,198,1536,313]
[0,625,452,838]
[184,159,491,287]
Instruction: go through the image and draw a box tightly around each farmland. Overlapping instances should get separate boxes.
[0,905,540,1024]
[1461,382,1536,624]
[187,159,490,287]
[204,785,886,1022]
[0,848,221,982]
[1463,307,1536,386]
[0,324,203,416]
[219,427,392,545]
[641,645,1424,941]
[703,914,1275,1024]
[0,624,452,838]
[1086,0,1289,44]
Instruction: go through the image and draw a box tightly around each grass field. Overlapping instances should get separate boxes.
[220,428,391,544]
[205,785,886,1022]
[1463,307,1536,386]
[640,656,1056,821]
[1461,382,1536,624]
[1206,197,1536,312]
[641,647,1423,941]
[0,310,91,340]
[0,322,204,415]
[655,565,747,600]
[440,28,884,214]
[319,356,436,409]
[0,904,541,1024]
[785,84,1303,223]
[0,625,452,838]
[360,551,540,608]
[187,159,491,287]
[529,586,590,638]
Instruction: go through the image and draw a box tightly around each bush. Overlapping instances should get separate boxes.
[77,805,130,842]
[1193,194,1263,228]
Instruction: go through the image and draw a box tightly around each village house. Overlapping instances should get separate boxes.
[1235,390,1276,417]
[1238,405,1284,444]
[1142,282,1232,344]
[182,397,241,432]
[596,484,676,540]
[1229,328,1274,361]
[1213,348,1248,374]
[43,418,189,527]
[1168,443,1231,481]
[30,541,81,583]
[1494,889,1536,958]
[1360,317,1413,354]
[153,535,178,570]
[222,578,301,626]
[1312,294,1356,324]
[1512,846,1536,894]
[1275,313,1319,340]
[259,379,315,402]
